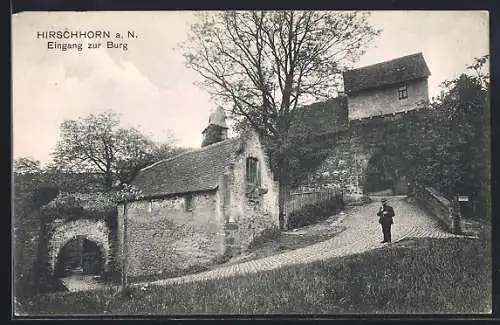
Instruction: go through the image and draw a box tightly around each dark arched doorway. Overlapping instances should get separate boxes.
[55,236,105,277]
[364,152,408,195]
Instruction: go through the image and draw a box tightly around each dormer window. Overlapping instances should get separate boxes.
[398,83,408,100]
[246,157,260,187]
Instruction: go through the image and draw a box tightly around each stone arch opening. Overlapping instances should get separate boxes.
[54,236,106,277]
[48,219,111,276]
[364,151,408,195]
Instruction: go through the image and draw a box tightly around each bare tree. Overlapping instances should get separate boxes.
[180,11,380,228]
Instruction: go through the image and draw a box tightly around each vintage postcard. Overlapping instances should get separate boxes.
[12,10,491,316]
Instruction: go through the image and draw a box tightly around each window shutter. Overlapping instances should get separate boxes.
[252,159,256,185]
[256,159,261,187]
[246,157,260,187]
[246,158,250,183]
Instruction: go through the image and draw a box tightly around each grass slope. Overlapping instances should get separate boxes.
[21,236,491,315]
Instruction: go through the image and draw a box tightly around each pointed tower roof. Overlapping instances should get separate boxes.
[211,106,228,128]
[203,107,228,133]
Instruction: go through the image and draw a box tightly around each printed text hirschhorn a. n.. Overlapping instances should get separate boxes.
[37,30,112,39]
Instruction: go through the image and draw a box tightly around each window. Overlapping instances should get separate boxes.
[398,83,408,100]
[246,157,260,187]
[185,195,193,212]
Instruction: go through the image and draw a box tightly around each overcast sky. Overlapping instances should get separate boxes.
[12,11,489,166]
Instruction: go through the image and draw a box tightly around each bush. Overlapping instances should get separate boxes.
[247,226,281,250]
[35,273,68,294]
[101,270,121,284]
[288,196,343,229]
[215,249,234,264]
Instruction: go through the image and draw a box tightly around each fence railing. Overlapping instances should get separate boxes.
[286,188,342,215]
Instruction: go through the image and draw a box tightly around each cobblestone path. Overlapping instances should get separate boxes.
[139,196,464,288]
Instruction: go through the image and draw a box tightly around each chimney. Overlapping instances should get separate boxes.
[201,107,228,147]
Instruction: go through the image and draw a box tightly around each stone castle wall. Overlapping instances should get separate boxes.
[300,107,434,196]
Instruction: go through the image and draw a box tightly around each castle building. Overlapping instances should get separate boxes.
[115,108,279,278]
[343,52,431,120]
[293,52,432,197]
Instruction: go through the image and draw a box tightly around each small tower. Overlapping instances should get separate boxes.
[201,107,228,147]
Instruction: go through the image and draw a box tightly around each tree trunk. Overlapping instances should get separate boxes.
[278,182,290,230]
[104,170,114,192]
[122,200,128,288]
[278,178,290,231]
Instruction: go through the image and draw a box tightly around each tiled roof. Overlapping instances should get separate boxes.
[131,138,243,197]
[343,52,431,94]
[292,96,349,136]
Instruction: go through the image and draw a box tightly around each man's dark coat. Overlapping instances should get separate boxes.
[377,204,395,225]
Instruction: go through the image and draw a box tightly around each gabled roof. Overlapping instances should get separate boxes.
[131,138,243,198]
[292,96,349,136]
[343,52,431,94]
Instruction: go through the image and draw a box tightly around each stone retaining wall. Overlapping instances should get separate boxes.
[415,186,455,232]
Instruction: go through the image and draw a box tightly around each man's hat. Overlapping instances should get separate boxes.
[381,198,388,203]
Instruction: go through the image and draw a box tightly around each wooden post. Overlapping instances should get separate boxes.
[121,199,128,288]
[79,236,84,271]
[451,194,462,235]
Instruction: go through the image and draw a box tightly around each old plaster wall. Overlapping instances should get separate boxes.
[348,78,429,120]
[224,132,280,253]
[117,191,225,278]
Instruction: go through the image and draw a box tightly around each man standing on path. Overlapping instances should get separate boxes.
[377,198,395,243]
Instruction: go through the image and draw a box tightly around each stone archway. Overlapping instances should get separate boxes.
[55,236,106,277]
[48,219,111,276]
[364,151,408,195]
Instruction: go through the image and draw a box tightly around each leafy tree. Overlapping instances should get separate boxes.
[388,55,490,218]
[13,157,42,175]
[52,112,179,191]
[444,55,490,218]
[181,11,380,228]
